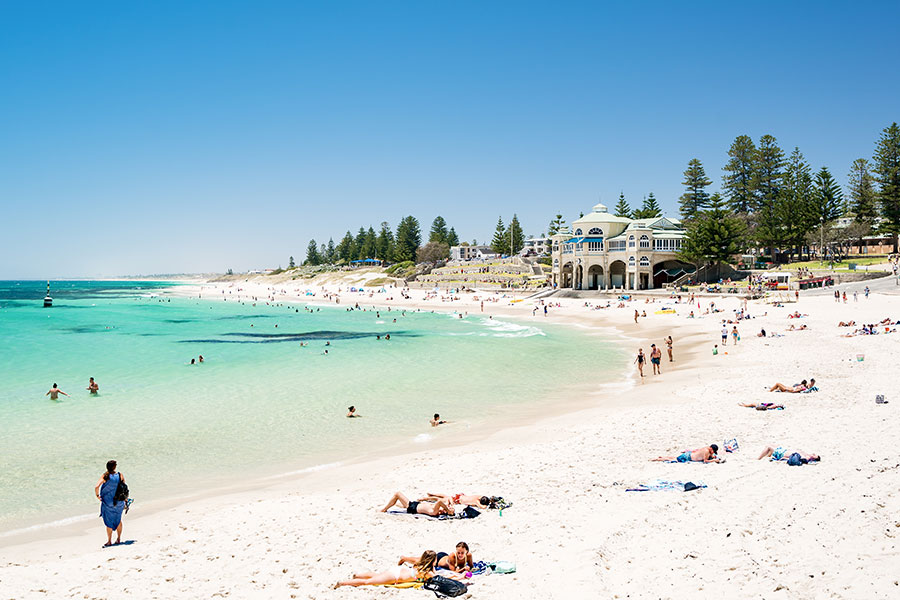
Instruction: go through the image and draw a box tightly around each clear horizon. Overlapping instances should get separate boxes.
[2,1,898,278]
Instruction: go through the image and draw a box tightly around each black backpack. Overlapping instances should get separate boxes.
[114,477,130,503]
[424,575,467,598]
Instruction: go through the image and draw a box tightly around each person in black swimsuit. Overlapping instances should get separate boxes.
[634,348,645,377]
[380,492,454,516]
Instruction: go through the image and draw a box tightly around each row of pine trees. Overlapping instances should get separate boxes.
[300,216,460,266]
[677,123,900,265]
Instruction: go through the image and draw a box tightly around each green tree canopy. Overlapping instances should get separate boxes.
[752,134,787,255]
[376,221,394,261]
[325,238,336,263]
[722,135,757,213]
[446,227,459,247]
[874,122,900,251]
[679,158,712,220]
[848,158,878,229]
[508,214,525,255]
[359,226,377,259]
[776,147,815,259]
[394,216,421,262]
[337,230,356,263]
[288,256,295,268]
[429,216,449,244]
[680,192,746,279]
[304,239,322,266]
[490,216,508,255]
[633,193,661,219]
[811,166,845,225]
[547,213,565,236]
[614,193,631,218]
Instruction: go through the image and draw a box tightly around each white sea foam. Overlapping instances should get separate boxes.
[478,318,545,338]
[413,433,432,443]
[265,461,344,479]
[0,513,95,538]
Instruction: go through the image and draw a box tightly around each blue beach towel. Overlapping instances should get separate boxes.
[99,473,125,529]
[801,386,819,393]
[626,479,707,492]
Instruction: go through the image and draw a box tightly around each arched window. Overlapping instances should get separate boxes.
[628,235,635,248]
[574,228,583,235]
[628,256,635,265]
[640,256,650,267]
[639,235,650,248]
[588,227,602,235]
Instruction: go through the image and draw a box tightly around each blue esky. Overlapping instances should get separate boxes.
[1,1,898,277]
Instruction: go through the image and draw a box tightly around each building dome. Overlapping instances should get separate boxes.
[592,202,608,213]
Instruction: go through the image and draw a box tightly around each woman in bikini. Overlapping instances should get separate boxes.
[380,492,454,516]
[634,348,645,377]
[421,493,490,508]
[399,542,473,574]
[334,551,440,587]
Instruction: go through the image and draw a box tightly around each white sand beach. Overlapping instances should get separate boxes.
[2,280,899,599]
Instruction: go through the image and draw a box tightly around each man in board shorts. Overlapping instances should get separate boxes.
[650,344,662,374]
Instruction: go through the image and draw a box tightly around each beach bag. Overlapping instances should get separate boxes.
[459,506,481,519]
[786,452,803,466]
[423,575,467,597]
[114,478,130,503]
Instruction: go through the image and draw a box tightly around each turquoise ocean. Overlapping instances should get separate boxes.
[0,280,621,536]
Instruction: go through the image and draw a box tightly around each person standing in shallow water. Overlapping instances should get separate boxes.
[45,383,69,400]
[86,377,99,394]
[634,348,645,377]
[95,460,126,547]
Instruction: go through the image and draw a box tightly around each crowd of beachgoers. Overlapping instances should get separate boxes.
[3,272,899,598]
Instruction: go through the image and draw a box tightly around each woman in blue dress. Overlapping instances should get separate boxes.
[94,460,125,547]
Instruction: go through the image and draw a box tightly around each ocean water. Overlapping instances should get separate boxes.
[0,280,621,535]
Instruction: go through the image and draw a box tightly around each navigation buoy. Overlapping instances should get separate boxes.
[43,281,53,307]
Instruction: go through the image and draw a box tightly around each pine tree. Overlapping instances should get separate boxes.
[752,134,787,257]
[337,231,355,262]
[376,222,394,261]
[429,216,449,244]
[776,148,815,260]
[288,256,295,268]
[304,239,321,266]
[490,216,508,255]
[319,243,327,261]
[680,193,746,281]
[393,216,421,262]
[873,122,900,252]
[614,193,631,218]
[812,167,844,225]
[722,135,757,214]
[848,158,878,229]
[446,227,459,247]
[508,214,525,255]
[360,227,377,259]
[547,214,565,236]
[679,158,712,220]
[354,227,367,260]
[325,238,336,263]
[633,193,661,219]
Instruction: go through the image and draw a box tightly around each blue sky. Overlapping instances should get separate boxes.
[1,1,898,277]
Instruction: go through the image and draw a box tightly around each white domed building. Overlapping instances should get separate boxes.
[550,202,693,290]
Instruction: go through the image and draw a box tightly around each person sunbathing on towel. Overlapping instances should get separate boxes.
[651,444,721,463]
[787,323,808,331]
[380,492,454,516]
[739,402,784,410]
[421,493,490,508]
[334,551,440,588]
[838,321,856,327]
[758,446,821,462]
[399,542,473,574]
[769,379,808,393]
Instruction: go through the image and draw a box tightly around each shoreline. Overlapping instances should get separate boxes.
[0,281,672,544]
[4,282,896,598]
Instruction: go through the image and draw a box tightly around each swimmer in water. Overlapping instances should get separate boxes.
[347,406,361,418]
[86,377,99,394]
[431,413,448,427]
[46,383,69,400]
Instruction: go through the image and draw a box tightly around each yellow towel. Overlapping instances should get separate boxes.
[379,582,424,589]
